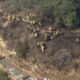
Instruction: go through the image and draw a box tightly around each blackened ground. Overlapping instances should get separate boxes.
[0,20,80,72]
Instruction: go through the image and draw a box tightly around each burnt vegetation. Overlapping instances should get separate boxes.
[0,0,80,78]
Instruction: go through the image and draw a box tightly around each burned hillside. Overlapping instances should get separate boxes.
[0,18,80,71]
[0,0,80,80]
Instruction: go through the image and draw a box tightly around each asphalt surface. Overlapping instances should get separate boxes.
[0,59,25,80]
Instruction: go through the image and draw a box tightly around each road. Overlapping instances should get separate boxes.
[0,59,27,80]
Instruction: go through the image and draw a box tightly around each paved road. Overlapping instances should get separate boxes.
[0,59,25,80]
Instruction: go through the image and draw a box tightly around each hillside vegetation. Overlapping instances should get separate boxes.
[0,0,80,80]
[1,0,80,28]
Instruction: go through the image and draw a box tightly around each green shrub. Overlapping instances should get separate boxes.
[0,70,10,80]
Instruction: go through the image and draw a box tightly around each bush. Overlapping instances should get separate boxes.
[0,70,10,80]
[16,41,29,59]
